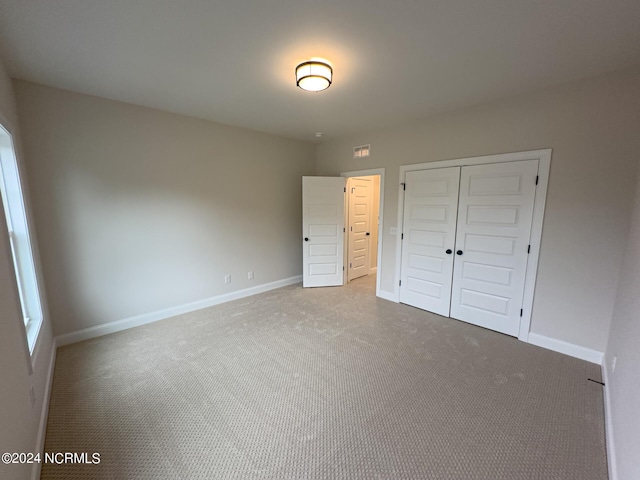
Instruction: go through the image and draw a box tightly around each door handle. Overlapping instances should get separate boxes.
[456,250,463,255]
[446,249,452,254]
[304,237,309,241]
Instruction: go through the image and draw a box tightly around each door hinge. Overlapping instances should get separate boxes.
[527,245,531,254]
[343,227,345,232]
[399,280,402,286]
[343,266,345,271]
[401,182,406,191]
[344,187,346,193]
[520,309,523,317]
[535,175,539,185]
[349,263,352,268]
[401,233,404,240]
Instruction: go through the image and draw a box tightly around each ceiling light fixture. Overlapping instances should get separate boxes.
[295,60,332,92]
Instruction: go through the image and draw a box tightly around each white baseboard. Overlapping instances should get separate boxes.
[55,275,302,347]
[527,332,604,365]
[601,358,617,480]
[377,289,398,303]
[32,339,57,480]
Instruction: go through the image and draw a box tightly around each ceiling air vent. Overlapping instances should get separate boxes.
[353,144,371,159]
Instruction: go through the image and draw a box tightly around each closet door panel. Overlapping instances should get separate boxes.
[399,167,460,316]
[450,159,539,336]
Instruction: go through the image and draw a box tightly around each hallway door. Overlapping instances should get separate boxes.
[302,176,346,287]
[347,177,373,281]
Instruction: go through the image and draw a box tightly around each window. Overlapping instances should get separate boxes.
[0,124,43,353]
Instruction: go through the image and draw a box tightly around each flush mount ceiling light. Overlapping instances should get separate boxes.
[295,60,333,92]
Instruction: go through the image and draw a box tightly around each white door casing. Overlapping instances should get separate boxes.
[449,159,539,336]
[341,168,386,300]
[302,176,346,287]
[399,167,460,316]
[347,177,372,281]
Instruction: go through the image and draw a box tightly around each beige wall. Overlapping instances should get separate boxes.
[14,81,316,337]
[0,63,54,479]
[316,67,640,353]
[605,163,640,480]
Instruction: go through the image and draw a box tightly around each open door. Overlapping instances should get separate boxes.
[347,177,372,282]
[302,176,346,287]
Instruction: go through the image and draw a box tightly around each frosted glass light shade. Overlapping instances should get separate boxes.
[296,61,332,91]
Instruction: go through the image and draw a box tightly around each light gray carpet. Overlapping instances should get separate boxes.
[42,275,607,479]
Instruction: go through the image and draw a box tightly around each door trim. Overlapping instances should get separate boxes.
[393,149,551,342]
[340,168,385,299]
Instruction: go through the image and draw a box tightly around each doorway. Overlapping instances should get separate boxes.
[345,175,380,284]
[342,169,384,295]
[301,168,385,298]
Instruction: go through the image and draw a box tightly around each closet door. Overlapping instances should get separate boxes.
[399,167,460,316]
[450,160,538,336]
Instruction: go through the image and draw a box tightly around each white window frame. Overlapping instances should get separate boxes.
[0,123,43,356]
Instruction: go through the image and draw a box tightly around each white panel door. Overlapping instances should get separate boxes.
[347,177,372,282]
[450,160,538,336]
[399,167,460,316]
[302,176,346,287]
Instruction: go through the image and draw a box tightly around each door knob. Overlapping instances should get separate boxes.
[446,249,452,254]
[366,232,370,236]
[304,237,309,241]
[456,250,463,255]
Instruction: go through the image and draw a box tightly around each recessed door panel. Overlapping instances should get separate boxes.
[309,224,339,237]
[468,174,523,195]
[412,205,448,222]
[309,244,338,257]
[462,262,513,286]
[465,234,517,256]
[308,203,338,217]
[411,230,446,248]
[460,289,510,315]
[310,263,338,276]
[467,206,519,225]
[408,253,444,273]
[399,167,460,317]
[406,277,442,299]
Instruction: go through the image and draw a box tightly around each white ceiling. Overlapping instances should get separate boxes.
[1,1,640,142]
